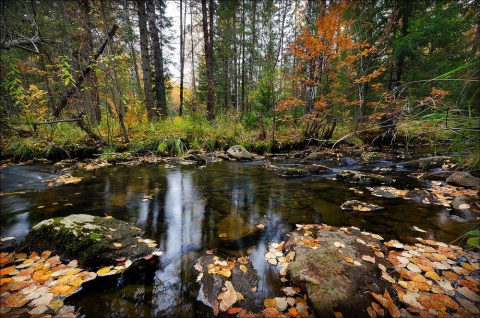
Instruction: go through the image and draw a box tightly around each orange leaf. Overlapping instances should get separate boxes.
[228,307,243,314]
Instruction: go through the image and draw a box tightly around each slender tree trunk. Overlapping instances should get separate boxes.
[146,0,167,117]
[125,0,142,98]
[136,0,155,121]
[240,0,245,112]
[79,0,101,123]
[100,0,129,143]
[190,0,196,95]
[202,0,215,120]
[179,0,185,116]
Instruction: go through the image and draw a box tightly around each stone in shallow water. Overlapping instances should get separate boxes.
[17,214,158,268]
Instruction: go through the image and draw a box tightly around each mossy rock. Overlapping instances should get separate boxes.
[284,225,393,317]
[17,214,157,268]
[337,170,394,186]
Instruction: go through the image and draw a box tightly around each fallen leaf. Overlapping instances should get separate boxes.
[264,298,276,308]
[113,243,122,248]
[97,266,112,276]
[30,292,53,307]
[219,233,228,238]
[343,257,354,263]
[457,286,480,302]
[402,293,425,310]
[367,306,377,318]
[228,307,243,314]
[218,281,237,311]
[362,255,375,263]
[239,264,248,273]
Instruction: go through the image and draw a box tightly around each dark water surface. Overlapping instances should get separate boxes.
[0,158,473,317]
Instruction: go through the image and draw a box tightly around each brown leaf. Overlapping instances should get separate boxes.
[372,301,385,316]
[263,307,281,318]
[384,290,401,318]
[400,271,427,283]
[3,292,29,308]
[370,292,388,308]
[228,307,243,314]
[429,294,459,310]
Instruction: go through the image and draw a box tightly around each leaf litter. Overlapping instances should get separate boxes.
[0,250,97,317]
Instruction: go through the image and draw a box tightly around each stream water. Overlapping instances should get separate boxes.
[0,156,474,317]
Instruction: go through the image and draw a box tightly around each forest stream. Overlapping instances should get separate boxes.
[0,152,476,317]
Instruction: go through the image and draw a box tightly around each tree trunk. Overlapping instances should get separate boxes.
[202,0,215,120]
[52,24,118,118]
[147,0,167,117]
[179,0,185,116]
[136,0,155,121]
[78,0,101,123]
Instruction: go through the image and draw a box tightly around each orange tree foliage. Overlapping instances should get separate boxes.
[278,1,386,129]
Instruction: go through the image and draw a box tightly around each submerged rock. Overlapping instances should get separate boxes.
[226,145,254,161]
[337,170,394,186]
[216,213,260,242]
[17,214,158,268]
[340,200,384,211]
[194,254,261,314]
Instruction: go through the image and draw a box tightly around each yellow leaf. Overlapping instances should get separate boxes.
[97,266,112,275]
[264,298,276,308]
[219,233,228,238]
[105,216,113,219]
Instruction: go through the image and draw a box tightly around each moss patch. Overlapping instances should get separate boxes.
[17,214,157,269]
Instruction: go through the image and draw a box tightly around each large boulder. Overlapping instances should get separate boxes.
[17,214,158,268]
[337,170,394,186]
[284,225,394,317]
[194,254,261,314]
[226,145,254,161]
[446,171,480,189]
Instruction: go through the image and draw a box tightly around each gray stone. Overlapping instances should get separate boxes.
[403,156,454,171]
[339,157,357,166]
[446,171,480,189]
[451,195,479,220]
[226,145,254,161]
[404,190,439,205]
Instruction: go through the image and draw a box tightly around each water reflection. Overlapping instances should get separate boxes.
[0,161,475,317]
